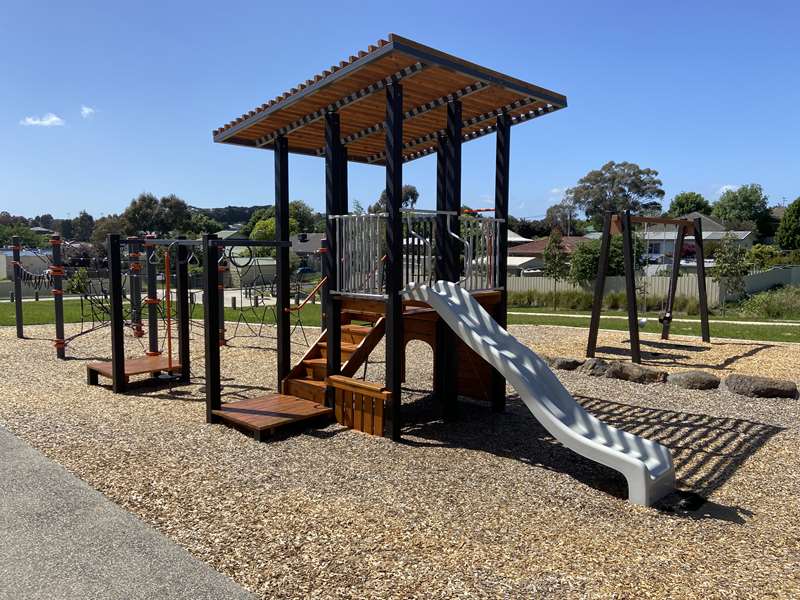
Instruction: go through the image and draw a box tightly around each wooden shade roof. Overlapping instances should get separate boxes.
[213,34,567,166]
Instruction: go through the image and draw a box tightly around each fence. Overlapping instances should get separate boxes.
[508,266,800,306]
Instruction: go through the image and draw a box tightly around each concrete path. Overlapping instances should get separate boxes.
[0,426,254,600]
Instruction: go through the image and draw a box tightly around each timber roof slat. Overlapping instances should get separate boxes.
[214,34,566,165]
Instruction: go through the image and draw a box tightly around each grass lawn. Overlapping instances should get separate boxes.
[4,299,797,343]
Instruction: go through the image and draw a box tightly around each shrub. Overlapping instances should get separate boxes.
[740,285,800,319]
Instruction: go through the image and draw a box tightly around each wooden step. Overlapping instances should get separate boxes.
[211,393,332,442]
[284,377,326,404]
[340,324,372,344]
[302,358,328,380]
[318,341,359,358]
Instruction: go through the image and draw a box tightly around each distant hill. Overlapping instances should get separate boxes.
[190,204,272,226]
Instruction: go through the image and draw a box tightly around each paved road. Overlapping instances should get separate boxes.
[0,426,254,600]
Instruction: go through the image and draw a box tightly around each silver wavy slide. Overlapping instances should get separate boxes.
[403,281,675,506]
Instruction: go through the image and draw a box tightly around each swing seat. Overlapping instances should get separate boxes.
[637,317,648,328]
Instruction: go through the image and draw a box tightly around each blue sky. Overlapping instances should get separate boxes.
[1,1,798,220]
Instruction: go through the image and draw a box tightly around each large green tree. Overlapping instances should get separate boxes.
[712,232,750,314]
[569,235,645,285]
[71,210,95,242]
[90,214,131,253]
[776,196,800,250]
[565,161,665,227]
[369,185,419,213]
[667,191,711,217]
[712,184,772,236]
[123,193,192,235]
[544,199,585,236]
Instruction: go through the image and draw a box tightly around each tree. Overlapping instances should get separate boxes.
[71,210,95,242]
[369,185,419,213]
[712,184,772,237]
[91,214,130,253]
[124,193,161,234]
[712,233,749,315]
[776,196,800,250]
[569,235,645,285]
[33,213,55,229]
[159,194,192,233]
[507,216,550,240]
[542,230,570,309]
[565,161,665,227]
[0,223,46,247]
[249,216,299,256]
[187,212,224,235]
[545,199,582,236]
[54,218,74,239]
[746,244,781,271]
[352,200,365,215]
[667,192,711,217]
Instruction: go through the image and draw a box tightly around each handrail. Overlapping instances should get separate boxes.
[285,276,327,313]
[446,214,472,284]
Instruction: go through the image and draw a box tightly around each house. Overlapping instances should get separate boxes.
[507,230,532,246]
[290,232,325,271]
[508,236,589,271]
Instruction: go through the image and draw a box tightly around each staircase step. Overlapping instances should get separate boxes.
[318,341,358,357]
[284,377,326,404]
[302,358,328,380]
[340,325,372,344]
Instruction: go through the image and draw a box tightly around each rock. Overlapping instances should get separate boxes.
[724,374,798,399]
[576,358,610,377]
[549,356,584,371]
[605,362,668,384]
[667,370,721,390]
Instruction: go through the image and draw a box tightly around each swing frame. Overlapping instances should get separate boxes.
[586,211,711,364]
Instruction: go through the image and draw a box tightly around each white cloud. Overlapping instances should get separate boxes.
[80,105,95,119]
[550,187,565,195]
[20,112,65,127]
[716,184,738,197]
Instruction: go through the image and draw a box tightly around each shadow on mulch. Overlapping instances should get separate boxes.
[401,392,782,524]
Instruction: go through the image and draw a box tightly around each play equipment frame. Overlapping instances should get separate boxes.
[586,211,711,364]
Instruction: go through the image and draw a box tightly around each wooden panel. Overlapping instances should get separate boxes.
[327,375,388,435]
[87,355,182,380]
[211,393,333,433]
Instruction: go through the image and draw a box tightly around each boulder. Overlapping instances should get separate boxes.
[549,356,584,371]
[724,374,798,399]
[576,358,611,377]
[605,361,668,384]
[667,370,721,390]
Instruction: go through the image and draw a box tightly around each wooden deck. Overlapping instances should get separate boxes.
[86,355,182,385]
[211,394,333,441]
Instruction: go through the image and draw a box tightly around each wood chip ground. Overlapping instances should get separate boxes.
[1,323,798,598]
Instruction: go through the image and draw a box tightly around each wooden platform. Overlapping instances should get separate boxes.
[86,355,183,385]
[211,394,333,441]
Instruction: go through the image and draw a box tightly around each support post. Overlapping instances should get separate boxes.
[324,111,343,407]
[107,234,126,392]
[11,236,23,338]
[433,135,447,399]
[176,237,191,382]
[586,213,612,357]
[51,235,65,359]
[661,224,686,340]
[490,111,510,413]
[203,234,221,422]
[384,83,404,440]
[621,211,642,363]
[145,236,159,355]
[128,237,143,338]
[275,135,291,388]
[694,217,711,343]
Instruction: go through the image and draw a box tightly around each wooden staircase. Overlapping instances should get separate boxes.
[283,314,386,405]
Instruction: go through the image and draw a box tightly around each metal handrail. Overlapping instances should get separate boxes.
[285,276,328,313]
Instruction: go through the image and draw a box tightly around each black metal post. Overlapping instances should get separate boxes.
[490,111,511,413]
[275,135,291,388]
[694,217,711,343]
[107,234,126,392]
[145,236,159,355]
[621,211,642,363]
[218,259,226,347]
[11,236,24,338]
[128,237,143,339]
[384,83,404,441]
[203,234,221,422]
[586,213,612,358]
[324,111,343,407]
[176,238,191,382]
[433,134,448,400]
[661,224,686,340]
[51,235,65,359]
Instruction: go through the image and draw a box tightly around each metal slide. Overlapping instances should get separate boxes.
[403,281,675,506]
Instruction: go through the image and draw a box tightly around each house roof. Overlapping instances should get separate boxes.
[509,236,588,256]
[507,230,532,244]
[679,211,726,231]
[213,34,566,166]
[290,232,325,254]
[506,256,539,268]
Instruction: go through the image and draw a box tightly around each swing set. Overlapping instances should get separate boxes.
[586,211,711,364]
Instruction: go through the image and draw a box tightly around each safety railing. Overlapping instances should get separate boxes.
[330,210,504,297]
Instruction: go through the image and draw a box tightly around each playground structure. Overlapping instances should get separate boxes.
[206,34,675,505]
[586,211,711,364]
[10,234,111,359]
[85,235,195,392]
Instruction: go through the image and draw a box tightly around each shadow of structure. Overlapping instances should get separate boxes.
[401,392,783,523]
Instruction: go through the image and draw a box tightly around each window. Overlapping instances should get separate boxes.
[647,242,662,255]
